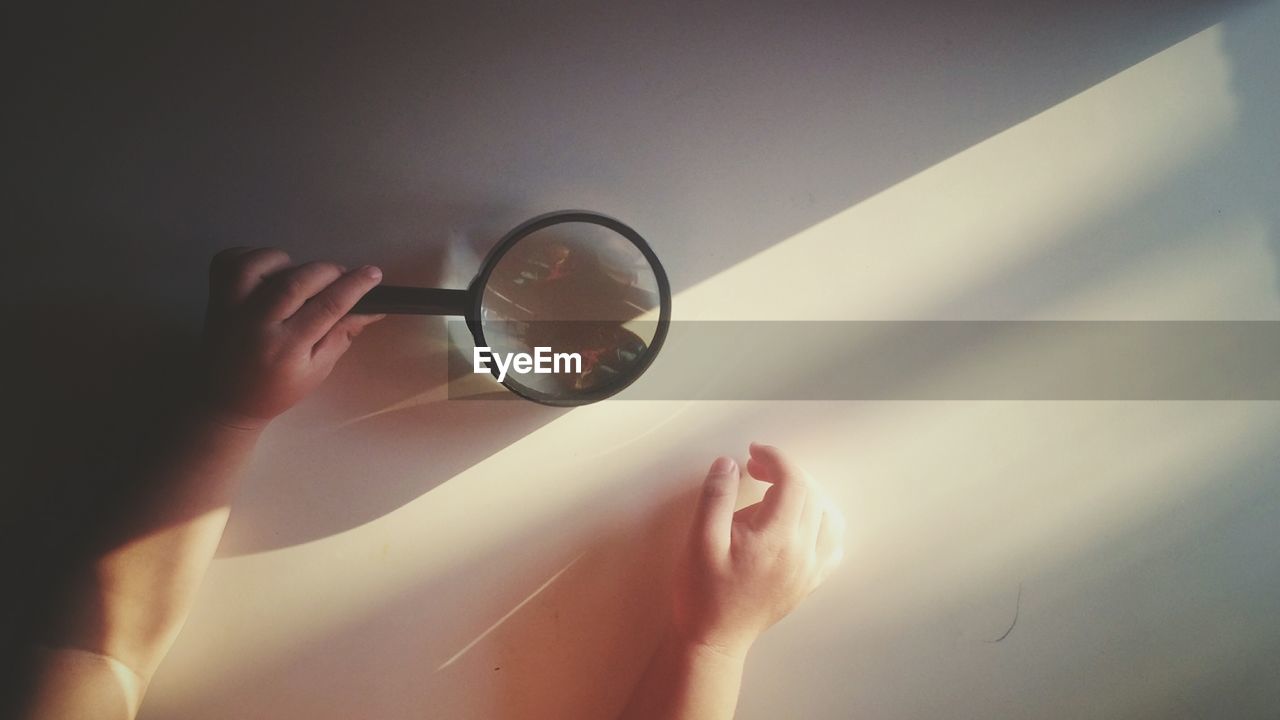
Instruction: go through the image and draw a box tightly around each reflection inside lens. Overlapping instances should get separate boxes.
[479,222,662,399]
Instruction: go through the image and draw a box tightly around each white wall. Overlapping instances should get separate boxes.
[7,1,1280,718]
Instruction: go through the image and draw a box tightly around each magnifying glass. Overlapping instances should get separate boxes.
[351,210,672,406]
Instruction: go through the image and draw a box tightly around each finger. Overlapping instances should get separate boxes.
[813,506,847,590]
[209,245,253,275]
[255,261,347,321]
[798,484,824,548]
[690,457,740,560]
[210,247,292,307]
[311,312,387,368]
[287,265,383,344]
[815,502,846,559]
[746,443,809,531]
[810,546,844,595]
[733,502,761,526]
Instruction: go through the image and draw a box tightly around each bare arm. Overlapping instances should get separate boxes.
[616,632,746,720]
[20,248,385,720]
[619,445,847,720]
[23,412,261,719]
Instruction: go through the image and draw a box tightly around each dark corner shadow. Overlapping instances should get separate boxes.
[0,295,199,705]
[1221,2,1280,300]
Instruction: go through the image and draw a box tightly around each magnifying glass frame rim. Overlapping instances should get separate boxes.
[465,209,672,407]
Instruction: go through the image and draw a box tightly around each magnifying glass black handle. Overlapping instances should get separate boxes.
[351,285,470,316]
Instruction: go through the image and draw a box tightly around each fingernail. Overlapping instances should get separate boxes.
[362,265,382,280]
[370,313,387,322]
[710,456,736,475]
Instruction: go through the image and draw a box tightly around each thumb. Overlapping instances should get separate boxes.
[691,456,740,560]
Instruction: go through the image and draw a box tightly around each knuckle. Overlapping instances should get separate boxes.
[210,246,247,269]
[317,294,347,318]
[265,335,302,362]
[279,275,309,302]
[251,322,281,346]
[260,247,290,264]
[209,247,248,283]
[246,248,290,275]
[225,248,291,291]
[761,527,794,554]
[296,260,336,278]
[780,537,805,562]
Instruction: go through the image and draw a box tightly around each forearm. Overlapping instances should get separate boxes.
[42,406,261,685]
[19,247,383,719]
[618,629,747,720]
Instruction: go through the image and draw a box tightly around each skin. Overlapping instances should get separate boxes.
[618,446,847,720]
[19,247,847,720]
[19,248,385,720]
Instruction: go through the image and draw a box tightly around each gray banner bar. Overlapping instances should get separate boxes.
[448,321,1280,400]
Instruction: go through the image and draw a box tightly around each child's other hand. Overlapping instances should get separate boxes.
[672,443,846,659]
[199,247,386,430]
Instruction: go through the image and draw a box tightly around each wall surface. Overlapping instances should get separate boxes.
[6,1,1280,718]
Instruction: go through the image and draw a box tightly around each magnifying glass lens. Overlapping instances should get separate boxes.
[479,221,663,402]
